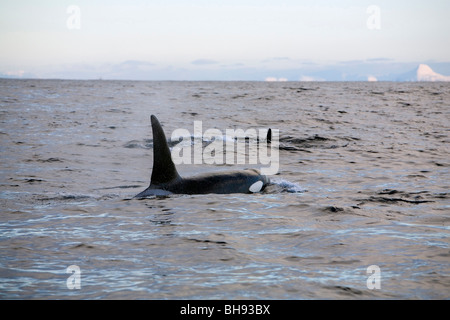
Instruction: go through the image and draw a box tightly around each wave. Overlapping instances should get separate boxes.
[267,178,305,193]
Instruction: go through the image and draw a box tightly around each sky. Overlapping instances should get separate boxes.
[1,0,449,80]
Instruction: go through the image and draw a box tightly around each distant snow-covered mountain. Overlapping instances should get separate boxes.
[390,64,450,82]
[2,61,450,82]
[416,64,450,82]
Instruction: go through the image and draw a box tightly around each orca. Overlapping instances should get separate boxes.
[135,115,270,197]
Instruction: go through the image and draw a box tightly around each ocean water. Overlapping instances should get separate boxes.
[0,79,448,299]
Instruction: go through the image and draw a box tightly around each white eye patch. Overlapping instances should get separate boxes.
[249,180,264,193]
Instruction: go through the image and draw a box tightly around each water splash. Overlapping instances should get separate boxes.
[268,178,306,193]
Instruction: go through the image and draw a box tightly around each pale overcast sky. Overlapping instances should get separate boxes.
[1,0,449,79]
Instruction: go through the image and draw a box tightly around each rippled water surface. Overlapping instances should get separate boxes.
[0,79,449,299]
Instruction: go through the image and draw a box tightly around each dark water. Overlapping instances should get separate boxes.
[0,79,449,299]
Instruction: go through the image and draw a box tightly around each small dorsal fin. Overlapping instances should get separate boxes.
[150,115,181,186]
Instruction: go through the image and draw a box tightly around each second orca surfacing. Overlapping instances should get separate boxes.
[135,115,270,197]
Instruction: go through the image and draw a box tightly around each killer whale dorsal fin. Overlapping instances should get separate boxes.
[267,128,272,144]
[150,115,181,186]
